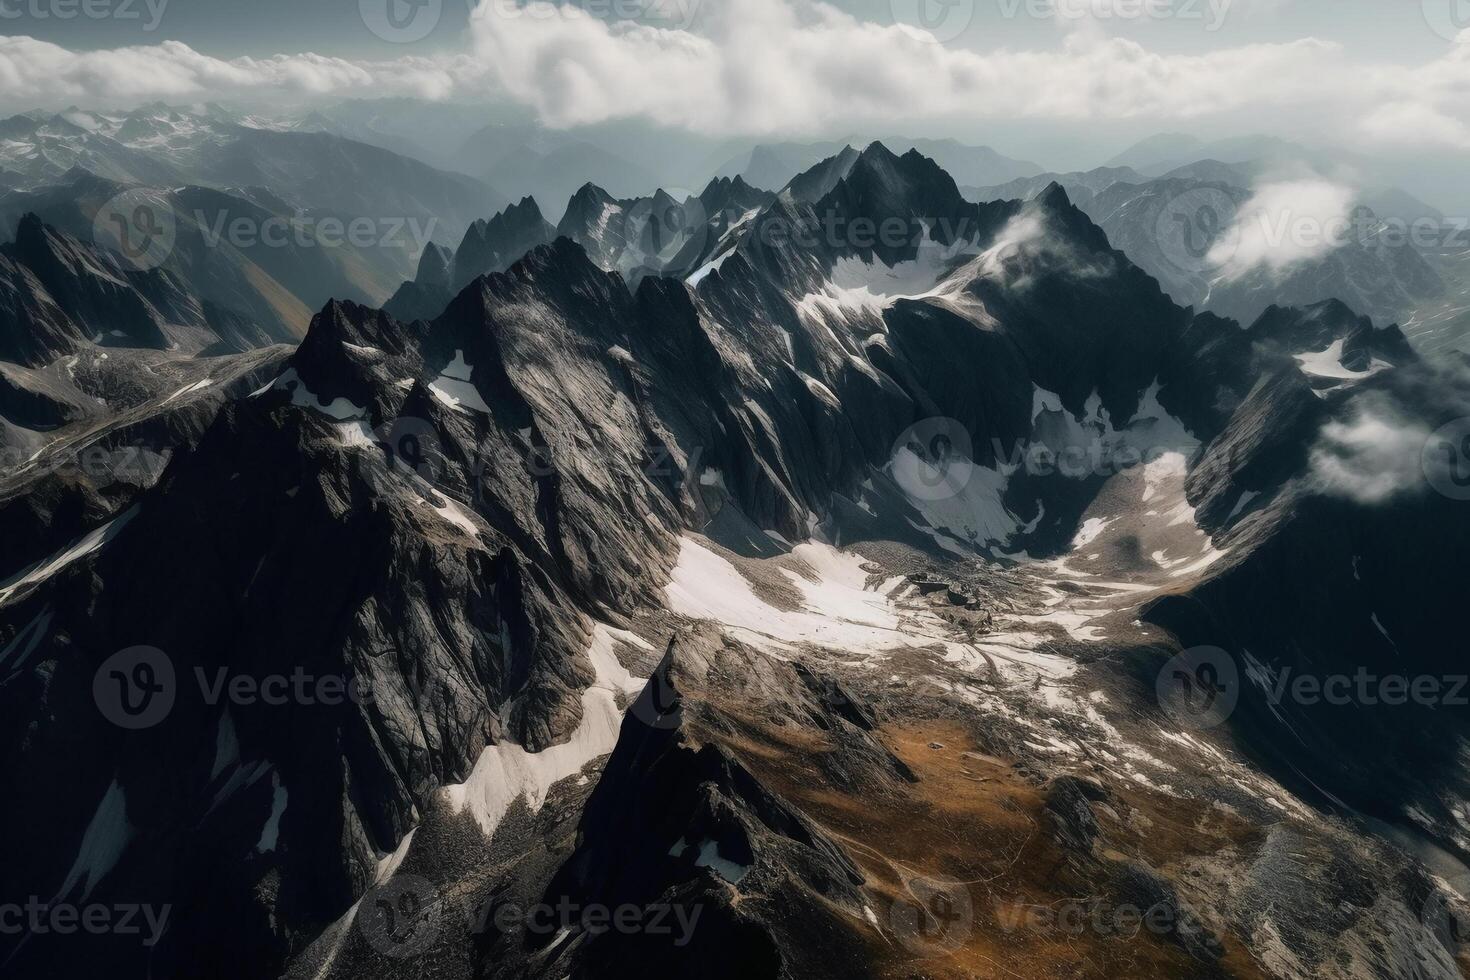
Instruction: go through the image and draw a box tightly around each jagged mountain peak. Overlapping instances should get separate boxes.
[565,181,621,211]
[494,235,622,293]
[696,174,775,219]
[557,183,629,241]
[856,139,902,165]
[57,163,115,190]
[1022,179,1116,255]
[278,297,430,425]
[1,213,184,365]
[814,141,969,218]
[450,197,558,293]
[437,237,614,330]
[461,196,552,250]
[12,212,124,284]
[301,296,407,351]
[1247,298,1415,377]
[1034,180,1073,209]
[413,241,454,289]
[781,145,861,203]
[503,194,545,220]
[14,209,48,243]
[465,195,547,237]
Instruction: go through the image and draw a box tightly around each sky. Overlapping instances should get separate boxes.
[0,0,1460,61]
[1,0,1469,182]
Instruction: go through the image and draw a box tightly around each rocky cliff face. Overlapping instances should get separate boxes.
[0,214,181,367]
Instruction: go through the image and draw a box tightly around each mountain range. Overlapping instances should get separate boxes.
[968,165,1470,353]
[1,134,1468,980]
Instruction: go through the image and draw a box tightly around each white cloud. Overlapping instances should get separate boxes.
[1,0,1469,150]
[1207,177,1357,280]
[0,36,487,106]
[1309,396,1430,505]
[1359,100,1470,151]
[466,0,1352,133]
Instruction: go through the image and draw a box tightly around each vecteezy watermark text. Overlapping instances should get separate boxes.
[356,872,703,959]
[1155,644,1468,730]
[753,212,987,254]
[194,211,438,253]
[364,0,700,44]
[996,0,1234,30]
[1262,668,1469,708]
[468,897,702,946]
[0,898,170,947]
[0,0,167,30]
[994,896,1220,949]
[477,0,701,27]
[0,441,168,484]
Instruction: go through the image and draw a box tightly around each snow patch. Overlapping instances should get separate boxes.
[1294,339,1389,381]
[665,537,942,657]
[442,625,652,838]
[1072,517,1114,548]
[429,350,492,414]
[58,779,132,901]
[889,445,1019,547]
[160,377,214,406]
[0,506,139,608]
[257,770,288,853]
[273,368,365,421]
[794,225,974,316]
[694,838,751,884]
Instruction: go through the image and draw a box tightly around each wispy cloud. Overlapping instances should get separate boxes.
[1309,394,1431,505]
[1208,177,1357,281]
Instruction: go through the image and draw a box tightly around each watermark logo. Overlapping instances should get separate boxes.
[375,416,444,483]
[888,874,973,955]
[1156,645,1239,729]
[619,189,708,268]
[93,190,175,272]
[93,647,373,729]
[890,0,976,43]
[1423,0,1470,41]
[891,417,975,503]
[358,874,446,958]
[1423,418,1470,501]
[93,646,175,730]
[1155,186,1238,275]
[360,0,441,42]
